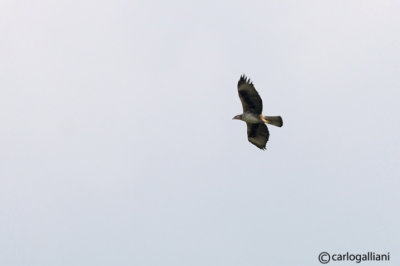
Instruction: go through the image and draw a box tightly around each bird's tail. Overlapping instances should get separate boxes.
[262,116,283,127]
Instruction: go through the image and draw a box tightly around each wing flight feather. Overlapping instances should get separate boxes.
[237,75,263,114]
[246,123,269,150]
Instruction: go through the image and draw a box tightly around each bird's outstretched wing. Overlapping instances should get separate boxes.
[237,75,263,114]
[247,123,269,150]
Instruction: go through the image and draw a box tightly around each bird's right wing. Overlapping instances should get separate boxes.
[238,75,263,114]
[247,123,269,150]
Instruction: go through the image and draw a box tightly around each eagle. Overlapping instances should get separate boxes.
[233,75,283,150]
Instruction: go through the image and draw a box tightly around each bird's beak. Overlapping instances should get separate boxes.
[232,115,238,120]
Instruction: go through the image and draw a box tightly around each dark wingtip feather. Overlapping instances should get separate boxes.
[254,144,266,150]
[238,74,253,87]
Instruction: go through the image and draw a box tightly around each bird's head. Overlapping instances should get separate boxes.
[232,115,242,120]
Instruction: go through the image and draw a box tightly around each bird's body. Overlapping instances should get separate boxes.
[241,113,264,124]
[233,75,283,150]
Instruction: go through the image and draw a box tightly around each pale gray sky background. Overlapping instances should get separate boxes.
[1,1,399,265]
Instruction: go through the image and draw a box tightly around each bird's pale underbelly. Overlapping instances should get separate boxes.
[242,113,262,123]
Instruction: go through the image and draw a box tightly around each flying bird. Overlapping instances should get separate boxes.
[233,75,283,150]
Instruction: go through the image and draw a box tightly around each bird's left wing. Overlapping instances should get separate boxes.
[247,123,269,150]
[238,75,263,114]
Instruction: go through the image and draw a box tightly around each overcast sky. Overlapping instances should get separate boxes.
[1,1,399,265]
